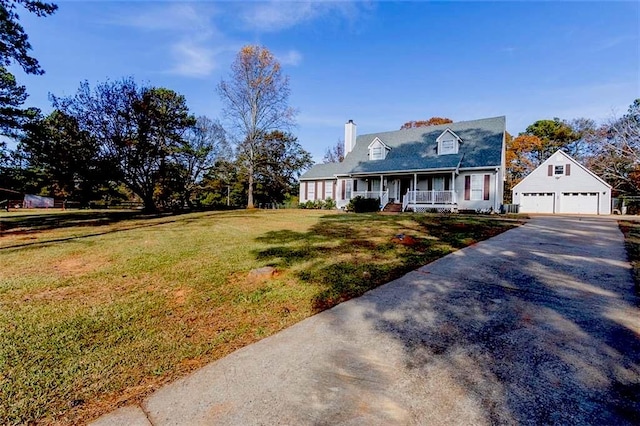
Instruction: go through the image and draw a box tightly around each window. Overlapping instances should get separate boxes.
[554,165,564,175]
[307,181,315,200]
[436,129,460,155]
[470,175,483,200]
[325,181,333,199]
[371,146,383,160]
[464,174,490,201]
[368,138,388,160]
[440,139,455,154]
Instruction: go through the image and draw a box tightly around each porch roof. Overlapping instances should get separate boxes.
[349,154,462,174]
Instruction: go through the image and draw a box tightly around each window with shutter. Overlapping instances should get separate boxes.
[464,176,470,200]
[484,175,490,200]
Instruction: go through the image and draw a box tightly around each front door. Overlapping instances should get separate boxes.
[400,179,411,202]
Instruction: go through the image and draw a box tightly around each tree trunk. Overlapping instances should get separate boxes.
[142,196,157,213]
[247,165,255,209]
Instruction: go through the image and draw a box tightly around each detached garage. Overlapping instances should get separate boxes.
[512,150,611,215]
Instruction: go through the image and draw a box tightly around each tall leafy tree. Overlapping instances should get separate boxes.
[0,1,57,137]
[400,117,453,130]
[218,45,296,208]
[19,109,105,201]
[253,130,312,205]
[0,66,38,135]
[322,139,344,163]
[522,118,580,165]
[52,78,195,211]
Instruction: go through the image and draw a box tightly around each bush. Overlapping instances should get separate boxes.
[346,196,380,213]
[323,197,336,210]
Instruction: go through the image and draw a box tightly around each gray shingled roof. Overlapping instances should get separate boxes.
[300,116,505,180]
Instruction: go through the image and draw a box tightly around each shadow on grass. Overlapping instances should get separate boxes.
[0,209,253,251]
[255,213,519,311]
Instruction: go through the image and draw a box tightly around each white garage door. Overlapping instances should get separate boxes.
[519,192,555,213]
[559,192,599,214]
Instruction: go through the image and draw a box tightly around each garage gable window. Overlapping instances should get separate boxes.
[548,163,571,176]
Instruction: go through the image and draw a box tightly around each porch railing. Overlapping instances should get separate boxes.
[402,196,409,212]
[406,190,456,205]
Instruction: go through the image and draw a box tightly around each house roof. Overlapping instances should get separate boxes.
[300,116,505,180]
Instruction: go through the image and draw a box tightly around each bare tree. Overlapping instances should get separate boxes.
[323,139,344,163]
[176,116,229,207]
[587,99,640,194]
[218,45,296,208]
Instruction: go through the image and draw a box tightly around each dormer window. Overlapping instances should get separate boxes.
[368,137,389,161]
[437,128,461,155]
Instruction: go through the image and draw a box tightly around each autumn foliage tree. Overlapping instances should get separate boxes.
[400,117,453,130]
[218,45,296,208]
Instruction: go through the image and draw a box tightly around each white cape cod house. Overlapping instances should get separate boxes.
[300,116,507,212]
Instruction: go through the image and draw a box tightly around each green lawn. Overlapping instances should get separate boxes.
[0,209,523,424]
[619,220,640,292]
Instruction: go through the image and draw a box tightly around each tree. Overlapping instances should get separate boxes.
[19,109,103,201]
[400,117,453,130]
[0,0,58,75]
[253,130,312,205]
[0,66,39,136]
[52,78,196,211]
[587,99,640,194]
[174,115,229,207]
[323,139,344,163]
[505,133,541,192]
[522,118,580,165]
[0,1,57,138]
[218,45,296,208]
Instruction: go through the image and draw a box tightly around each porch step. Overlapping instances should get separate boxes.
[382,203,403,213]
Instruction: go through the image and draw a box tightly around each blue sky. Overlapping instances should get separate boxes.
[9,0,640,161]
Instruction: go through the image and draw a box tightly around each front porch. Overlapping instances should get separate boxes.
[346,172,458,212]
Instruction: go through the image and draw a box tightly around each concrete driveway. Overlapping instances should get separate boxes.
[93,216,640,425]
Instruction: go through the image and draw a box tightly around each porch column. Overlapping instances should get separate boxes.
[414,173,417,204]
[452,171,456,203]
[379,175,383,203]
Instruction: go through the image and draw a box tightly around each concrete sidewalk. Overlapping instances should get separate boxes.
[92,216,640,425]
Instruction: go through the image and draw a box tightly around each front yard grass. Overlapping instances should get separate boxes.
[0,209,523,424]
[619,220,640,291]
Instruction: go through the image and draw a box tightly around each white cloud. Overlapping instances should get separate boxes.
[114,3,215,33]
[112,3,227,78]
[240,1,368,32]
[279,49,303,66]
[170,41,216,78]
